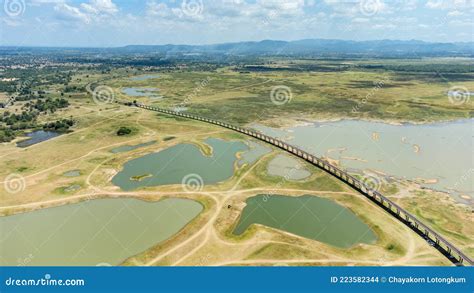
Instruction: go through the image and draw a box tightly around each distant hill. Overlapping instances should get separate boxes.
[2,39,473,57]
[116,39,474,57]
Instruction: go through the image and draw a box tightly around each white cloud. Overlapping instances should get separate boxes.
[373,23,396,29]
[81,0,118,15]
[30,0,65,5]
[426,0,473,9]
[1,17,23,27]
[54,3,91,23]
[146,1,172,17]
[449,19,474,26]
[4,0,473,46]
[352,17,370,23]
[53,0,118,24]
[257,0,305,12]
[447,10,464,16]
[399,0,417,11]
[426,0,444,9]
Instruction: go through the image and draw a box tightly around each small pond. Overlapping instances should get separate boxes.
[234,194,376,248]
[122,87,161,99]
[16,130,61,148]
[0,198,202,266]
[110,141,157,154]
[130,74,160,81]
[112,138,248,191]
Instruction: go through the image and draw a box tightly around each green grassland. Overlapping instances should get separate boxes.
[105,58,474,126]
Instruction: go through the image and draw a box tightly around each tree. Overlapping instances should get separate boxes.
[116,127,132,136]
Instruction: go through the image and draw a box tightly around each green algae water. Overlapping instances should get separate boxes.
[234,194,376,248]
[0,198,202,266]
[112,138,248,191]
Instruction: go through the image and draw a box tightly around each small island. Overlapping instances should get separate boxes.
[130,174,152,182]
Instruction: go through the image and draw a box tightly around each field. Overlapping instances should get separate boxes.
[0,57,472,266]
[101,58,474,126]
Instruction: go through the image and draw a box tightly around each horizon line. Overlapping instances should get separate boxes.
[1,38,473,49]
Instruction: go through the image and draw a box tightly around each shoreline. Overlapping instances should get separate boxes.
[257,115,473,130]
[251,116,473,208]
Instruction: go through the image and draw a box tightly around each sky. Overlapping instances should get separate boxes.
[0,0,473,47]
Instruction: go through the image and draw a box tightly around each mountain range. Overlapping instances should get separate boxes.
[117,39,474,56]
[2,39,473,57]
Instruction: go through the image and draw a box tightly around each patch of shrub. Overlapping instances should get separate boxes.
[117,126,132,136]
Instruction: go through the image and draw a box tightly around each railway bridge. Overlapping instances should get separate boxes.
[119,100,473,266]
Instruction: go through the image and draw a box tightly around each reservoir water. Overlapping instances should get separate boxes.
[112,138,248,191]
[267,154,311,180]
[253,119,473,205]
[130,74,160,81]
[110,141,157,153]
[0,198,202,266]
[122,87,161,99]
[16,130,61,148]
[63,170,81,177]
[234,194,376,248]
